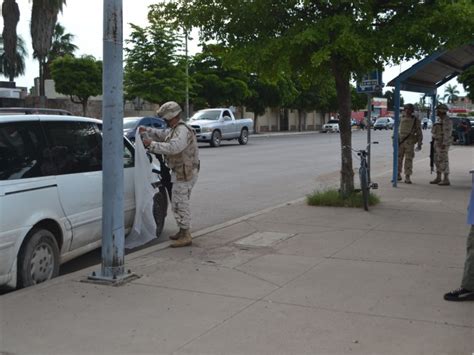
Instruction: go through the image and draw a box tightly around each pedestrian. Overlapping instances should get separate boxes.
[139,101,200,248]
[457,119,469,145]
[397,103,422,184]
[430,103,453,186]
[443,171,474,302]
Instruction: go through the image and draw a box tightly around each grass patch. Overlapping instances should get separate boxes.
[306,189,380,208]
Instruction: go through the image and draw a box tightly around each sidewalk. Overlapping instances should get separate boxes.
[1,148,473,354]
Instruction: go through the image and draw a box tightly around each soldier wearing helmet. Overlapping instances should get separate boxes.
[139,101,200,247]
[397,103,423,184]
[430,103,453,186]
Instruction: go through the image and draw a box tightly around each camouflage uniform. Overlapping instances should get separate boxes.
[142,101,199,247]
[398,112,422,180]
[145,123,199,230]
[431,114,452,174]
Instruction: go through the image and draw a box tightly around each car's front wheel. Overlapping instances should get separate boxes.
[210,130,221,147]
[18,228,60,288]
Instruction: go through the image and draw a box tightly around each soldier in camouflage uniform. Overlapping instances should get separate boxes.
[430,103,453,186]
[398,104,422,184]
[140,101,200,247]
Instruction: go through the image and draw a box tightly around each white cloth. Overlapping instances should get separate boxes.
[125,132,158,249]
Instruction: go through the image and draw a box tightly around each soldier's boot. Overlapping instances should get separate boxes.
[430,172,442,184]
[438,173,450,186]
[170,229,192,248]
[397,173,402,181]
[169,229,185,240]
[404,175,412,184]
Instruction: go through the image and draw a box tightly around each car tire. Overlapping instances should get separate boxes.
[18,228,60,288]
[153,187,168,238]
[238,128,249,145]
[210,130,221,147]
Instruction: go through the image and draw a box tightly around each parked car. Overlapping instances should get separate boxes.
[321,119,340,133]
[0,113,169,289]
[123,116,166,142]
[373,117,394,130]
[189,108,253,147]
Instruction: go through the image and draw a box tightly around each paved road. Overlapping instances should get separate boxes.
[59,128,432,275]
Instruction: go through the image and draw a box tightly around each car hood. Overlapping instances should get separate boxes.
[188,119,217,126]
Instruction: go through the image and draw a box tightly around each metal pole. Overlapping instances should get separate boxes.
[366,93,372,184]
[185,30,189,120]
[99,0,125,280]
[392,81,401,187]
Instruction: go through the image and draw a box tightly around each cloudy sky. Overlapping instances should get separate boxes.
[8,0,464,104]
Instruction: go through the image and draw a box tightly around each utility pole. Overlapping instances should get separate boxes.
[89,0,133,284]
[185,29,189,120]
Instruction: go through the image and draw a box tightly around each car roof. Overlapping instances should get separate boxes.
[0,114,101,124]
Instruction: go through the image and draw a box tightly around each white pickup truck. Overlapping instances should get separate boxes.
[188,108,254,147]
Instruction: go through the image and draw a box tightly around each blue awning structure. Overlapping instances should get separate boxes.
[386,42,474,187]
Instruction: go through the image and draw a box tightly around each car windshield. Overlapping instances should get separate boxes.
[327,120,339,124]
[190,110,221,121]
[123,118,140,129]
[376,119,387,123]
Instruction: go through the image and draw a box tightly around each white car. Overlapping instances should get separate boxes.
[321,119,340,133]
[0,112,168,289]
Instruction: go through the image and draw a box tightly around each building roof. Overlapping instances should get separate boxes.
[387,43,474,94]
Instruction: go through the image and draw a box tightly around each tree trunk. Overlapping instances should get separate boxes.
[2,0,20,81]
[253,112,258,134]
[331,59,354,197]
[82,99,88,116]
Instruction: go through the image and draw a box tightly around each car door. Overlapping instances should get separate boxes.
[221,110,235,138]
[42,121,103,251]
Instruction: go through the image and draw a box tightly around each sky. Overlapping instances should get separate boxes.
[6,0,466,104]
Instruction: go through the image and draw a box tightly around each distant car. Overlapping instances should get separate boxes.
[451,116,474,145]
[321,119,340,133]
[123,116,166,142]
[351,118,357,126]
[373,117,394,130]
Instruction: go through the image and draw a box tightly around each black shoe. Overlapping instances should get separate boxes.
[443,288,474,302]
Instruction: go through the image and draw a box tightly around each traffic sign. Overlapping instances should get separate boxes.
[357,70,383,93]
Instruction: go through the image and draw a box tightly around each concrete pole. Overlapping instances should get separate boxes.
[100,0,125,279]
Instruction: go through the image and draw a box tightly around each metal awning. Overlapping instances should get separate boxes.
[387,42,474,187]
[388,43,474,94]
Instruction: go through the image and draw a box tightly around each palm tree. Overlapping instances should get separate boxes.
[443,84,460,104]
[0,35,28,81]
[1,0,20,82]
[30,0,66,96]
[44,23,78,79]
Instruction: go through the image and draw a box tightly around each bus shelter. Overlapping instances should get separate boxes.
[387,43,474,187]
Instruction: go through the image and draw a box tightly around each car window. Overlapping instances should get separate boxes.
[123,118,140,130]
[43,121,102,175]
[151,118,165,128]
[222,110,232,120]
[140,117,151,127]
[0,121,48,180]
[123,138,134,168]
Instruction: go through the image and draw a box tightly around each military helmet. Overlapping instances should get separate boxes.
[436,103,449,113]
[156,101,182,120]
[404,103,414,111]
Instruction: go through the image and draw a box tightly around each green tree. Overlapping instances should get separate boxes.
[50,55,102,116]
[152,1,474,196]
[30,0,66,97]
[44,23,78,79]
[458,65,474,101]
[124,21,186,104]
[190,45,250,109]
[443,83,460,104]
[0,35,27,81]
[383,89,404,111]
[1,0,20,82]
